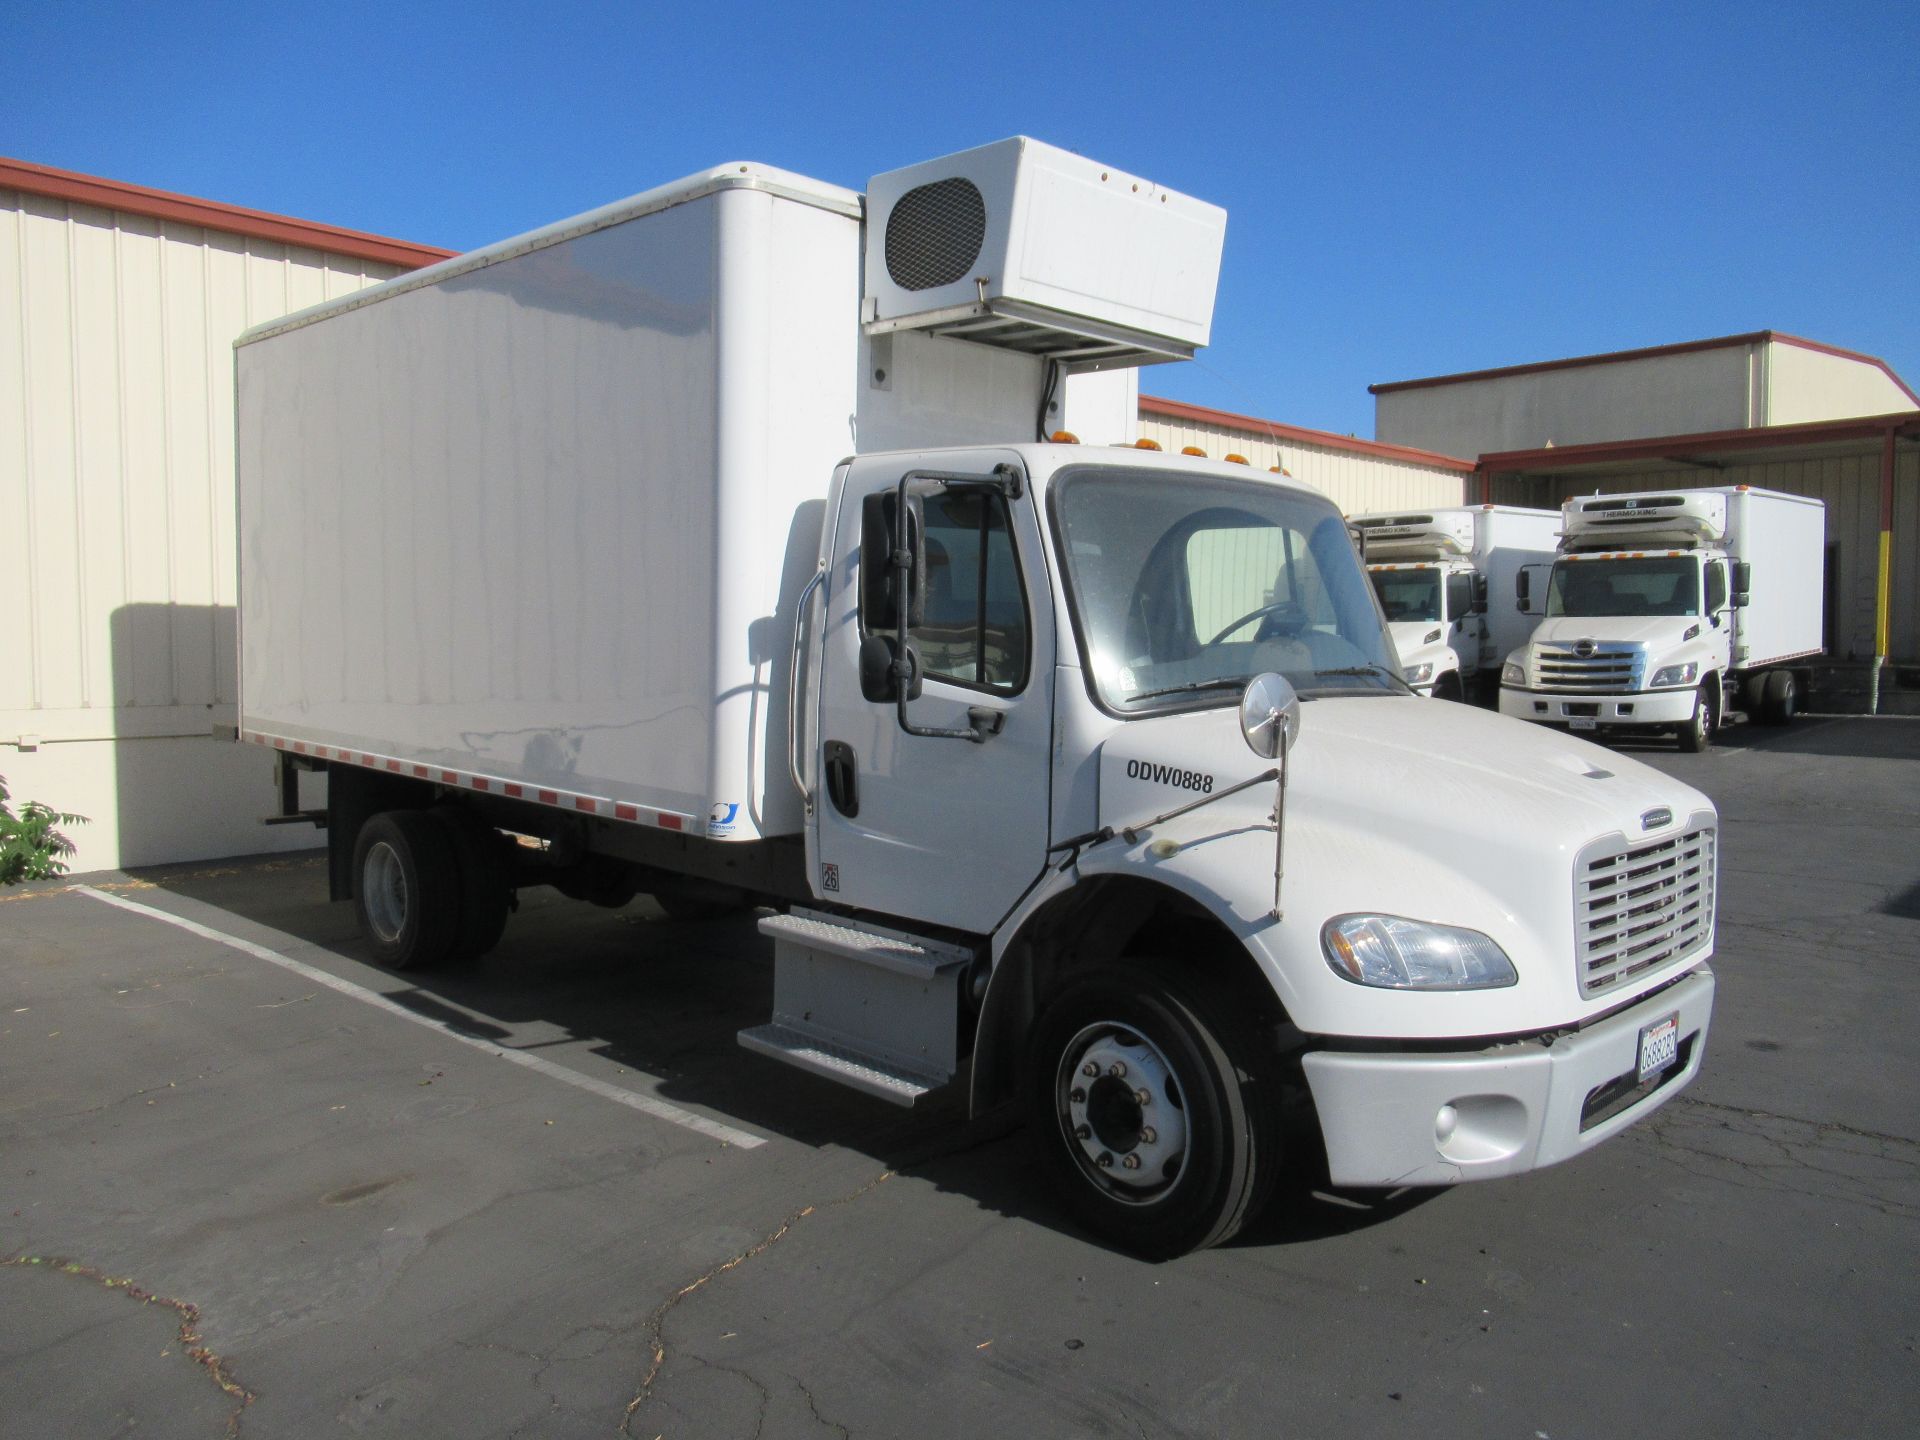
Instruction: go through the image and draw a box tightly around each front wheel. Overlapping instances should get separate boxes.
[353,810,461,970]
[1676,681,1714,753]
[1026,964,1278,1258]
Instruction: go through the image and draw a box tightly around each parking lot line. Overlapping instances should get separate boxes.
[71,884,767,1151]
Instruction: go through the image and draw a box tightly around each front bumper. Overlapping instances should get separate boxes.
[1499,685,1697,728]
[1301,966,1713,1187]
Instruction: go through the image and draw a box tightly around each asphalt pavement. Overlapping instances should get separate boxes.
[2,715,1916,1438]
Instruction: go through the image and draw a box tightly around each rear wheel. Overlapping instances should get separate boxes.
[353,810,461,970]
[1676,681,1714,753]
[431,807,513,962]
[1761,669,1797,726]
[1026,963,1279,1258]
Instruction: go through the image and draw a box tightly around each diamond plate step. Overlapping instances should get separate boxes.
[737,1023,939,1108]
[758,910,971,978]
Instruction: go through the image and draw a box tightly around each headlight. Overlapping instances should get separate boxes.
[1500,660,1525,687]
[1650,662,1698,687]
[1322,914,1518,990]
[1404,662,1433,685]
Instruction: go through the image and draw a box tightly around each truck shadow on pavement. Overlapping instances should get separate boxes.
[1589,714,1920,763]
[116,851,1437,1257]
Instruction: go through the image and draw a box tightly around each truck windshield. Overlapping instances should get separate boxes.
[1368,567,1441,623]
[1051,467,1401,712]
[1547,556,1700,618]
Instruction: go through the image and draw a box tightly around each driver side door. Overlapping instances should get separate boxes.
[811,451,1056,933]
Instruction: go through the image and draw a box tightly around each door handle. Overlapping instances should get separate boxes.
[824,740,859,817]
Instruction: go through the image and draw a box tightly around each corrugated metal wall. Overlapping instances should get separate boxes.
[1499,451,1920,661]
[2,188,403,737]
[1137,413,1474,516]
[1,187,406,868]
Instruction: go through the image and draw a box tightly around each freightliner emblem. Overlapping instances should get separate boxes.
[1641,807,1673,831]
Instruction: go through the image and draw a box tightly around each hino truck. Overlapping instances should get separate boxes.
[1353,506,1560,701]
[1499,486,1825,751]
[237,139,1718,1257]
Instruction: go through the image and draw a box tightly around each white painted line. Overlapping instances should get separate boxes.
[73,885,766,1150]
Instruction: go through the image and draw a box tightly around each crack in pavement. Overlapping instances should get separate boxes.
[619,1168,895,1437]
[1672,1094,1918,1149]
[1,1252,255,1437]
[792,1371,852,1439]
[1649,1097,1919,1217]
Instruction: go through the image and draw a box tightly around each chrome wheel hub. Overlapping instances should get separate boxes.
[1058,1023,1188,1198]
[362,841,408,944]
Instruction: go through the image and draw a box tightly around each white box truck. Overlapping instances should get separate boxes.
[1499,486,1825,750]
[1352,506,1560,701]
[238,139,1719,1257]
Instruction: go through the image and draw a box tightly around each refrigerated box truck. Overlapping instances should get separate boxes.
[1352,506,1560,701]
[1499,486,1825,750]
[238,139,1718,1256]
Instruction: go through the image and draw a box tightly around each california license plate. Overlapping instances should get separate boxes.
[1570,716,1598,731]
[1637,1012,1680,1082]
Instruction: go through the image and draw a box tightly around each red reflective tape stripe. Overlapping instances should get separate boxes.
[292,742,307,754]
[658,814,684,831]
[273,738,286,749]
[614,803,638,821]
[412,765,429,778]
[504,783,523,798]
[441,771,459,783]
[537,789,558,804]
[471,777,490,791]
[386,760,401,772]
[574,797,595,813]
[362,754,377,766]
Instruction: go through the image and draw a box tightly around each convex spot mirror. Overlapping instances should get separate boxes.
[1240,672,1301,760]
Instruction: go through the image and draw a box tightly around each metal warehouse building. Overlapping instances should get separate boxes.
[4,158,1916,872]
[2,159,452,871]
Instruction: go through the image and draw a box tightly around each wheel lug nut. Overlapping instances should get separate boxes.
[1075,1124,1091,1141]
[1121,1153,1142,1170]
[1140,1127,1156,1144]
[1136,1088,1151,1106]
[1082,1062,1099,1078]
[1109,1062,1128,1078]
[1069,1088,1085,1104]
[1096,1151,1114,1168]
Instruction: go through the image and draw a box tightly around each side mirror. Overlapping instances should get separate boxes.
[860,491,926,630]
[1348,522,1368,562]
[1472,574,1489,615]
[859,634,923,704]
[1240,673,1301,761]
[1515,568,1532,614]
[1733,561,1751,609]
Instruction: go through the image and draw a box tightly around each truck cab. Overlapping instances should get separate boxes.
[1365,559,1481,697]
[769,443,1718,1255]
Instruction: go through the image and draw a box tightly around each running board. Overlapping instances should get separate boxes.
[738,910,972,1107]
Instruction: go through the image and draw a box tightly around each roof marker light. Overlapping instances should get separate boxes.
[1134,437,1163,451]
[1181,446,1207,457]
[1050,430,1080,444]
[1224,453,1250,465]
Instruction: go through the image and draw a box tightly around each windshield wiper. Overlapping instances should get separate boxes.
[1126,675,1254,705]
[1312,663,1415,694]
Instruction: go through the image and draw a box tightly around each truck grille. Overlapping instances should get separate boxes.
[1535,644,1642,692]
[1575,821,1715,998]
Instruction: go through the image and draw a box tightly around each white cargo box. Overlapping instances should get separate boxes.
[863,137,1225,371]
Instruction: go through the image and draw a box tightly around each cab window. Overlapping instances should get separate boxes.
[906,490,1030,693]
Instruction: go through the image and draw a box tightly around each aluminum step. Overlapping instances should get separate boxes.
[737,1023,941,1107]
[757,910,971,978]
[739,909,973,1105]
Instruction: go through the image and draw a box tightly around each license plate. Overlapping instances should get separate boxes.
[1569,716,1597,731]
[1637,1012,1680,1082]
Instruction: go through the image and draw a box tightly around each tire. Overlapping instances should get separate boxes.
[1676,681,1714,753]
[352,810,461,970]
[1025,963,1279,1258]
[1432,672,1464,703]
[431,807,512,962]
[1762,669,1797,726]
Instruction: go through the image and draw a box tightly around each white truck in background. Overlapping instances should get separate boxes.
[1352,506,1559,701]
[238,138,1719,1257]
[1500,486,1826,750]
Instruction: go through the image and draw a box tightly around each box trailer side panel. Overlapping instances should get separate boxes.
[1729,488,1826,669]
[1474,507,1561,662]
[239,186,860,840]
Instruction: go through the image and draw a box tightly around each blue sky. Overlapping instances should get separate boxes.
[5,1,1915,440]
